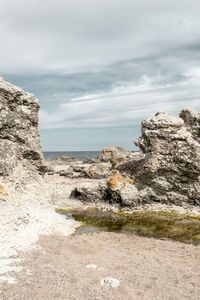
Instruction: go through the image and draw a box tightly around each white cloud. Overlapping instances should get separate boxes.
[183,67,200,84]
[1,0,200,134]
[39,71,200,129]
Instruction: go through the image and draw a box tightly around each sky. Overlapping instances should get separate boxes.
[1,0,200,151]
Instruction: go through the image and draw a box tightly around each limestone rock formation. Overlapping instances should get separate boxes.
[0,79,78,260]
[0,77,46,176]
[98,146,129,163]
[107,108,200,206]
[71,108,200,207]
[71,180,107,203]
[97,146,141,166]
[46,156,112,179]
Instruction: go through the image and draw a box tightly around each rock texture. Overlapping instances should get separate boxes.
[70,109,200,207]
[98,146,131,164]
[46,156,112,179]
[106,109,200,206]
[97,146,141,167]
[0,77,45,176]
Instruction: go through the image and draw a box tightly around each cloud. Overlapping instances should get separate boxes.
[39,69,200,129]
[1,0,200,151]
[1,0,200,74]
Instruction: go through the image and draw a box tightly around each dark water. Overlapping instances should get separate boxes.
[43,151,102,159]
[57,210,200,244]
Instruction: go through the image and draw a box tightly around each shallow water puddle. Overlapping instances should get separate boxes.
[57,209,200,244]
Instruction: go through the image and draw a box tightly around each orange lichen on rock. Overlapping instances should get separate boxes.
[129,178,135,185]
[0,184,8,196]
[108,171,126,189]
[108,171,135,190]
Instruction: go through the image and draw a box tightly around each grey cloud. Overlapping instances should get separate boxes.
[38,70,200,129]
[1,0,200,151]
[1,0,200,73]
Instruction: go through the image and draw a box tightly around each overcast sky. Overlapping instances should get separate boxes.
[1,0,200,150]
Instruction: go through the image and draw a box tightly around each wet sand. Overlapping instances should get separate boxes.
[1,232,200,300]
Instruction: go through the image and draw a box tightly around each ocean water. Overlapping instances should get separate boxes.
[43,151,102,159]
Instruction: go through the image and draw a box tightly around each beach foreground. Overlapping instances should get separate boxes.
[1,232,200,300]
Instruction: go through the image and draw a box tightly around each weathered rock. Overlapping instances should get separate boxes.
[46,156,112,179]
[70,180,107,203]
[106,109,200,206]
[0,77,46,176]
[179,108,200,141]
[97,146,139,166]
[83,162,112,179]
[98,146,127,163]
[0,79,78,260]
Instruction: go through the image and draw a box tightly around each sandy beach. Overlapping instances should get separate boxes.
[1,231,200,300]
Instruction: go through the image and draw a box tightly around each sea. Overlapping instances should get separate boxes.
[43,151,102,160]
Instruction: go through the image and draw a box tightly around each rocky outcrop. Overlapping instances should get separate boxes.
[106,109,200,206]
[71,108,200,207]
[0,79,78,260]
[98,146,129,163]
[46,156,112,179]
[46,147,141,181]
[71,180,107,203]
[97,146,142,167]
[0,77,46,176]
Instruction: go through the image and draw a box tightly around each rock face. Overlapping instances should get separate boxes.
[0,77,45,176]
[107,108,200,206]
[70,108,200,207]
[0,79,78,260]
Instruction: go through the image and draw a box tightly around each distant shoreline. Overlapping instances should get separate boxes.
[43,150,102,159]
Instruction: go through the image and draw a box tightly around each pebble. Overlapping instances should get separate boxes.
[86,264,97,269]
[101,277,120,288]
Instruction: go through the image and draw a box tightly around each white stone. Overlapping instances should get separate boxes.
[101,277,120,288]
[86,264,97,269]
